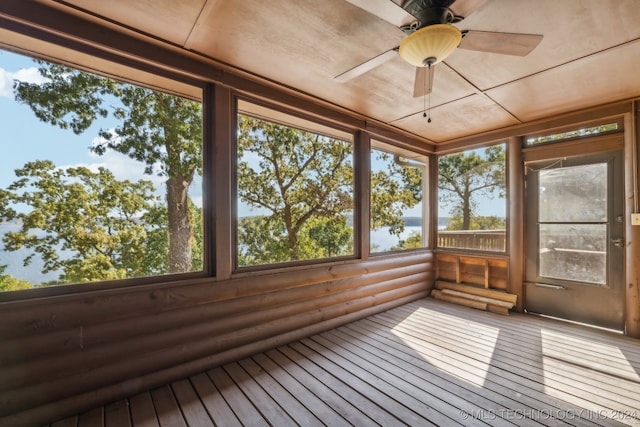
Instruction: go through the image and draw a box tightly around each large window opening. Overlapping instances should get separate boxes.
[438,143,506,252]
[370,140,427,253]
[236,100,355,267]
[0,49,204,292]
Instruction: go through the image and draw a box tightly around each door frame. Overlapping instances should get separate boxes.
[522,135,625,330]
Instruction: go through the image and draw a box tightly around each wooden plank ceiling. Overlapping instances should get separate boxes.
[48,0,640,144]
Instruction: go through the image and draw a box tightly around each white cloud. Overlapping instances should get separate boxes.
[60,149,167,198]
[0,66,47,98]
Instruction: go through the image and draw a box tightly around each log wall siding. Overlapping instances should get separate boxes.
[0,251,434,426]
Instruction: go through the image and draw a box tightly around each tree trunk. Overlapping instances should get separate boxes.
[462,189,472,230]
[166,174,192,273]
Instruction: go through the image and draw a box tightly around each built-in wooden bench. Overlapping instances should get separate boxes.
[434,253,517,314]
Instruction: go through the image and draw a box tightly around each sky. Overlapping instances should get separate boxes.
[0,48,201,209]
[0,47,503,221]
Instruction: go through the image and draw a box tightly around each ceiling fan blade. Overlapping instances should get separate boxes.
[450,0,488,18]
[344,0,416,28]
[413,65,435,98]
[459,31,543,56]
[335,48,398,83]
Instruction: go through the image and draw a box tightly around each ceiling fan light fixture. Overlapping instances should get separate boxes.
[399,24,462,67]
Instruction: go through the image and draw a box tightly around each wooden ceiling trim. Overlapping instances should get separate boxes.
[522,133,624,163]
[435,99,634,154]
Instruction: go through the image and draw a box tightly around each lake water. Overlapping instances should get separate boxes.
[0,222,431,286]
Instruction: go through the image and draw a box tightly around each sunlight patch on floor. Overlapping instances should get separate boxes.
[391,306,500,388]
[540,328,640,382]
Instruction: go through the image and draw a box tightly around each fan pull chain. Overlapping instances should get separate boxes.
[422,64,432,123]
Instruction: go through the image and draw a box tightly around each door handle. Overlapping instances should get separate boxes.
[529,282,566,290]
[611,238,625,248]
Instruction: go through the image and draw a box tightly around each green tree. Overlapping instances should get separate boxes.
[306,215,353,258]
[370,150,422,236]
[439,145,505,230]
[0,160,161,283]
[13,62,202,273]
[0,265,32,291]
[391,231,422,250]
[237,116,354,263]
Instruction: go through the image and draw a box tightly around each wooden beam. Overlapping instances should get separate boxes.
[431,290,487,311]
[625,108,640,337]
[439,289,513,309]
[436,281,517,305]
[508,136,525,311]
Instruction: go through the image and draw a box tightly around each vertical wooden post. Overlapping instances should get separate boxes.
[202,84,216,277]
[484,259,490,289]
[429,154,439,250]
[214,84,234,280]
[357,131,371,260]
[508,136,525,311]
[625,107,640,337]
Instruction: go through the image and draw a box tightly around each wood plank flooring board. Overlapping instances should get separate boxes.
[266,347,378,427]
[40,299,640,427]
[378,305,637,401]
[384,305,640,411]
[415,299,640,359]
[223,362,296,426]
[362,312,612,422]
[297,338,464,427]
[354,317,619,427]
[251,352,351,427]
[170,379,214,427]
[541,356,640,396]
[315,330,533,427]
[238,357,323,427]
[284,341,419,426]
[105,400,131,427]
[432,306,640,378]
[384,301,640,425]
[326,327,580,427]
[129,392,160,427]
[374,308,640,420]
[150,385,187,427]
[206,366,268,427]
[398,304,640,388]
[344,321,603,427]
[189,373,242,427]
[314,330,534,427]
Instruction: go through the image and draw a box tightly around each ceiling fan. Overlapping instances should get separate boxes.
[335,0,543,99]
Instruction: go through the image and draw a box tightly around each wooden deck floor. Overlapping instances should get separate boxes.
[48,298,640,427]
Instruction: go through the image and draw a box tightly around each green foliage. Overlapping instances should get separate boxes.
[0,160,161,283]
[445,215,506,231]
[13,61,203,273]
[237,115,354,264]
[370,151,422,236]
[0,265,32,291]
[391,231,422,250]
[237,215,290,265]
[439,145,505,230]
[306,215,353,258]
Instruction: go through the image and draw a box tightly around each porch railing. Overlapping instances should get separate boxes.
[438,229,506,251]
